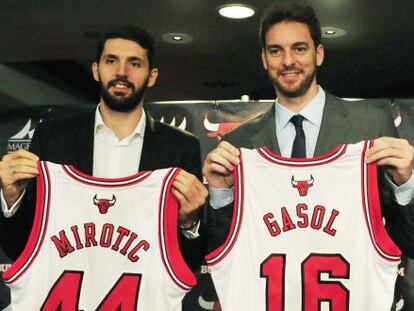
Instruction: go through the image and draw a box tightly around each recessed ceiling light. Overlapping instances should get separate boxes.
[321,27,346,38]
[172,35,183,41]
[162,33,193,44]
[218,4,255,19]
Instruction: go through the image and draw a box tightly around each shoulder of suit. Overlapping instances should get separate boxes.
[326,93,389,116]
[224,107,271,141]
[35,109,94,132]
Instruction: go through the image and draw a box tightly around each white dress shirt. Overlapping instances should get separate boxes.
[93,105,145,178]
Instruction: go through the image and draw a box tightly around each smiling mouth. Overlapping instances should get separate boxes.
[280,71,302,82]
[113,82,129,89]
[108,79,134,91]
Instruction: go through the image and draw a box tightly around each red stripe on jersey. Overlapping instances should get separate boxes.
[361,140,401,261]
[206,149,245,265]
[159,168,196,290]
[258,144,347,167]
[62,165,152,188]
[4,161,52,282]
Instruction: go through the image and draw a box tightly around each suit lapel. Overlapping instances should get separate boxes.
[249,105,280,154]
[314,93,351,156]
[73,112,95,174]
[139,113,161,171]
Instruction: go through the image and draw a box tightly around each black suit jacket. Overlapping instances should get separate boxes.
[1,109,204,270]
[209,93,414,257]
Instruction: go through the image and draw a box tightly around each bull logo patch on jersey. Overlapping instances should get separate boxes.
[93,195,116,214]
[291,175,314,196]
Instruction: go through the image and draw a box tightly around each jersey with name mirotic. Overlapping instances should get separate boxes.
[4,162,195,311]
[206,140,401,311]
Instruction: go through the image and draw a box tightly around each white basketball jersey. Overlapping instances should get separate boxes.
[4,162,195,311]
[206,140,401,311]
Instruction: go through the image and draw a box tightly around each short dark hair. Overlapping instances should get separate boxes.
[260,1,321,48]
[96,25,156,68]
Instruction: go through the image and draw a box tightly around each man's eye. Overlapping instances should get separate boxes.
[131,62,141,67]
[296,46,307,53]
[268,48,281,55]
[106,59,116,64]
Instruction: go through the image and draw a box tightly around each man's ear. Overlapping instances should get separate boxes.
[316,44,324,67]
[147,68,159,88]
[92,62,99,82]
[261,49,269,71]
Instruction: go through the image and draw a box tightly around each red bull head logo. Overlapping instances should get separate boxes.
[203,113,241,140]
[291,175,314,196]
[93,195,116,214]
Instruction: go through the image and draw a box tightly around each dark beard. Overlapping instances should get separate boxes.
[273,66,316,98]
[100,76,148,113]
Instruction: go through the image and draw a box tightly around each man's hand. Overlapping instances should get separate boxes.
[202,141,240,189]
[172,170,208,229]
[0,149,39,208]
[365,137,414,186]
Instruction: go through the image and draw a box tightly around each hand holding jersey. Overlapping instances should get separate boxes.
[365,136,414,186]
[173,170,208,229]
[202,141,239,189]
[0,149,39,208]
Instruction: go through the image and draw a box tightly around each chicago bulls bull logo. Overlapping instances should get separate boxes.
[203,113,241,140]
[291,175,314,196]
[93,195,116,214]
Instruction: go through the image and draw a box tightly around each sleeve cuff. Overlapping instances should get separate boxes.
[208,185,234,210]
[1,189,25,218]
[180,220,200,239]
[385,170,414,206]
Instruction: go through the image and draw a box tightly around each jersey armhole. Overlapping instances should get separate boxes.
[205,149,244,266]
[3,161,51,283]
[362,140,401,261]
[159,167,197,291]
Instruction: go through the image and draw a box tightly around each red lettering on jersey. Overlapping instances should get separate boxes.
[264,204,338,237]
[128,240,150,262]
[120,232,138,255]
[49,224,150,262]
[263,213,281,237]
[84,223,98,247]
[112,227,131,251]
[296,204,309,228]
[281,207,296,232]
[323,209,340,236]
[51,231,75,258]
[310,205,325,230]
[70,225,84,250]
[100,223,114,248]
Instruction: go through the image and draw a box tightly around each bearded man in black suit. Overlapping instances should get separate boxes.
[0,25,207,271]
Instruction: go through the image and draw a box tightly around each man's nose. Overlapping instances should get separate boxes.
[116,62,128,76]
[282,50,295,67]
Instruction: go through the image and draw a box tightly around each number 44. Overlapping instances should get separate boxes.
[41,271,142,310]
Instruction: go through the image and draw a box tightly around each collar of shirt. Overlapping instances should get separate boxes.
[274,86,326,157]
[275,86,326,132]
[94,104,146,146]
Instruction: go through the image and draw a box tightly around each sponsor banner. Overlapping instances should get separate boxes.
[0,99,412,310]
